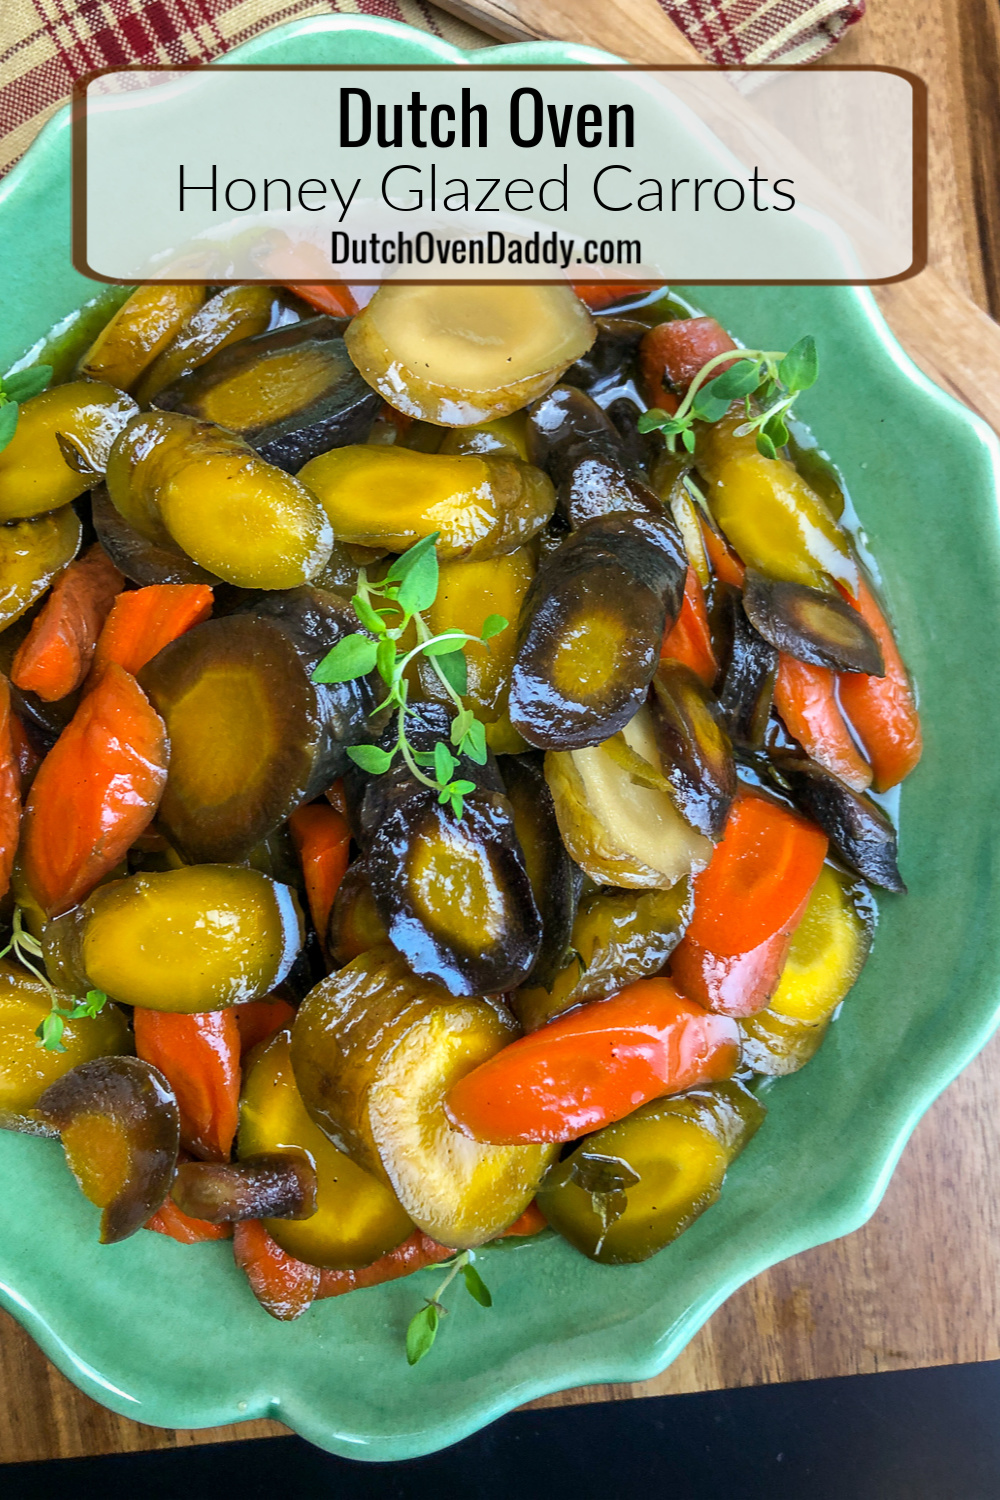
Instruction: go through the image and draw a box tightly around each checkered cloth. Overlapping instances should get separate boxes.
[0,0,865,176]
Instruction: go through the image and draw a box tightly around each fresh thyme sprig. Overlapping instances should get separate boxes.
[312,532,508,820]
[0,365,53,456]
[0,908,109,1052]
[406,1249,493,1366]
[637,335,818,460]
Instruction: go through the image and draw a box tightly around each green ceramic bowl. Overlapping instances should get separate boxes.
[2,15,999,1464]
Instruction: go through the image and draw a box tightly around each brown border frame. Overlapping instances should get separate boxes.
[69,64,928,287]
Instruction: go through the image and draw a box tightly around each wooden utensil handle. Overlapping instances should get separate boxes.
[434,0,704,65]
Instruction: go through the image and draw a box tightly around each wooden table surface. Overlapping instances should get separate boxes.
[4,0,1000,1466]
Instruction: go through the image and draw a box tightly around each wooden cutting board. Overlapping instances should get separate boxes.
[436,0,1000,437]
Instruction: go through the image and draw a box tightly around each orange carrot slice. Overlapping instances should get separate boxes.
[661,567,717,685]
[133,1009,241,1162]
[497,1201,548,1238]
[774,655,873,793]
[146,1195,233,1244]
[639,315,739,411]
[285,283,359,318]
[233,996,297,1058]
[837,577,922,791]
[699,516,746,587]
[316,1232,455,1300]
[572,281,664,312]
[670,789,828,1016]
[20,663,169,915]
[233,1219,320,1320]
[445,977,739,1145]
[92,584,213,679]
[289,803,351,944]
[11,544,123,702]
[681,790,828,956]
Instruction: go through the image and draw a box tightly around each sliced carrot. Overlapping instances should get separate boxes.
[699,516,746,587]
[661,567,717,685]
[0,677,20,900]
[233,996,297,1058]
[446,977,739,1145]
[316,1231,455,1300]
[497,1201,548,1238]
[773,655,873,793]
[572,281,664,312]
[233,1219,319,1320]
[133,1009,241,1161]
[670,789,828,1016]
[671,894,810,1019]
[146,1195,232,1244]
[681,790,828,956]
[285,283,359,318]
[639,315,738,411]
[378,403,412,438]
[837,577,922,791]
[92,583,213,679]
[289,802,351,944]
[11,544,123,702]
[9,712,41,794]
[20,663,169,916]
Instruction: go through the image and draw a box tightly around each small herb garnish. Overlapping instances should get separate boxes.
[0,365,54,456]
[0,908,109,1052]
[637,335,818,461]
[405,1249,493,1366]
[312,532,507,821]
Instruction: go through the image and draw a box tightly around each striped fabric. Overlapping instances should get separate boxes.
[663,0,865,66]
[0,0,865,177]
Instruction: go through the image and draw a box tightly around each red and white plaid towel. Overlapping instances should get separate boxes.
[663,0,864,65]
[0,0,864,176]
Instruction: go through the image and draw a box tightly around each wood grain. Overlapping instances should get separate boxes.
[6,1026,1000,1464]
[5,0,1000,1465]
[432,0,703,61]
